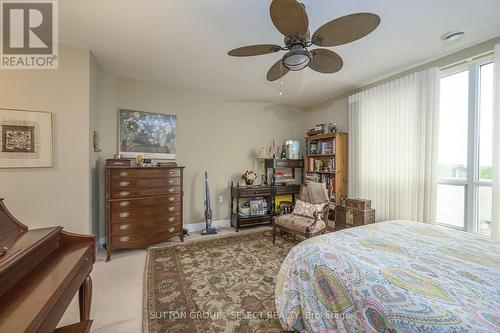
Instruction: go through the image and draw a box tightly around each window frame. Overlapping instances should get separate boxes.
[438,57,493,234]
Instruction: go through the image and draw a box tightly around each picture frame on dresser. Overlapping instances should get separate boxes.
[0,108,53,168]
[105,164,185,261]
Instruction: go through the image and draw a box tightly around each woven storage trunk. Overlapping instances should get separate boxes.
[335,205,375,230]
[346,198,371,210]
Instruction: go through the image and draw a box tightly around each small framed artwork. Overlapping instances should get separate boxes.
[118,109,176,160]
[0,108,53,168]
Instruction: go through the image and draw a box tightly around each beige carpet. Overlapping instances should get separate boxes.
[143,230,297,333]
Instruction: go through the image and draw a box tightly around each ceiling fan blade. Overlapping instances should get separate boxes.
[270,0,309,37]
[266,60,289,81]
[228,44,282,57]
[312,13,380,47]
[308,49,343,74]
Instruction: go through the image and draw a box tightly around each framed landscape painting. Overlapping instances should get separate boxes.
[0,108,53,168]
[118,109,176,159]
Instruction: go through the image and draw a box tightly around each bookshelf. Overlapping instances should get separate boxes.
[304,132,348,230]
[264,158,303,214]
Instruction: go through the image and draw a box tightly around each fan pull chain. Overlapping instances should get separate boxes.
[279,80,284,96]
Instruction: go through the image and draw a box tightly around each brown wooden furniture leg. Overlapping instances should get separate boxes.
[272,225,276,244]
[79,276,92,322]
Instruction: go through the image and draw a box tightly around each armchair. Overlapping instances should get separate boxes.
[272,182,330,244]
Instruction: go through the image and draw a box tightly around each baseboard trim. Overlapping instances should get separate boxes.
[184,219,231,233]
[96,220,232,248]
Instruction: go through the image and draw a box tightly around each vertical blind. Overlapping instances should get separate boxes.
[348,68,440,223]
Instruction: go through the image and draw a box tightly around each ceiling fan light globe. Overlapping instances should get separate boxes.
[282,48,312,71]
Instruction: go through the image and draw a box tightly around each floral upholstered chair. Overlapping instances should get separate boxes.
[272,182,330,244]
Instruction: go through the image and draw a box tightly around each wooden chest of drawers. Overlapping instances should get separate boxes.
[105,166,184,261]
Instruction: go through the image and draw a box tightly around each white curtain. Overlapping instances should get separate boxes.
[492,45,500,240]
[348,68,440,223]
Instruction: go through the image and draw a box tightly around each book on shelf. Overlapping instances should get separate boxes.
[307,141,319,155]
[306,138,336,155]
[314,159,323,172]
[249,199,267,216]
[238,197,268,217]
[308,158,335,173]
[305,172,335,188]
[274,171,295,184]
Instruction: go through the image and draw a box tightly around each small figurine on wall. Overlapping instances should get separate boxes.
[93,130,102,152]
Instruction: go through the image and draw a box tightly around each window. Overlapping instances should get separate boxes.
[437,60,494,236]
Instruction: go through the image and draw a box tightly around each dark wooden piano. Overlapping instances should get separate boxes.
[0,198,95,333]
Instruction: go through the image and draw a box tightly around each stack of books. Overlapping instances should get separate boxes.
[239,198,268,217]
[306,124,325,136]
[274,172,294,184]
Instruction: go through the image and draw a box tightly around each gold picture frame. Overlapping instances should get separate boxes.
[0,108,53,168]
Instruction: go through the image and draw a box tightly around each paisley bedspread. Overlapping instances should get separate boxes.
[275,220,500,332]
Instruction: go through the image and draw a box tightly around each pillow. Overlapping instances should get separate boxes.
[292,199,325,219]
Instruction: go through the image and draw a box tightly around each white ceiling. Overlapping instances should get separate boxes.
[60,0,500,107]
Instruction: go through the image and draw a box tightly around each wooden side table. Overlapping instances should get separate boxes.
[230,183,273,231]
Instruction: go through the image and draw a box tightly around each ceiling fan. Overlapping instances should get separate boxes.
[228,0,380,81]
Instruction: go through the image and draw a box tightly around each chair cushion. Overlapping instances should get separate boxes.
[274,214,326,234]
[292,199,325,219]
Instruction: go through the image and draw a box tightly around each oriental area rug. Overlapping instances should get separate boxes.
[143,230,297,333]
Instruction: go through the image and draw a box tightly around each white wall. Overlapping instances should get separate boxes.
[4,37,497,238]
[0,45,92,234]
[302,97,349,133]
[301,36,500,131]
[89,53,100,236]
[95,73,305,236]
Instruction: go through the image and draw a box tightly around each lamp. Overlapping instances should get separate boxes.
[282,44,312,71]
[257,147,267,186]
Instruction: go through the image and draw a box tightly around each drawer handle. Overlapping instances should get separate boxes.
[169,170,175,175]
[168,206,175,212]
[168,227,175,233]
[119,236,129,243]
[168,217,175,222]
[119,181,130,187]
[119,171,129,177]
[120,201,130,207]
[168,179,175,184]
[168,197,175,202]
[119,224,129,231]
[119,191,130,197]
[119,212,130,218]
[168,188,174,193]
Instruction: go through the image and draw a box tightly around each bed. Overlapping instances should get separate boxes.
[275,220,500,333]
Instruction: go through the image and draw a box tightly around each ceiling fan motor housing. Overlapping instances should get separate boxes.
[282,42,312,71]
